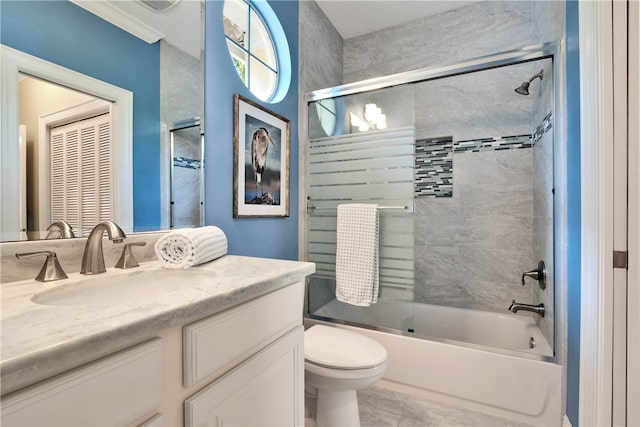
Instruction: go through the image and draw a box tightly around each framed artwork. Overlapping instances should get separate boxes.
[233,94,290,218]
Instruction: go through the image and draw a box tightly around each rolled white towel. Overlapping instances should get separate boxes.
[154,226,227,269]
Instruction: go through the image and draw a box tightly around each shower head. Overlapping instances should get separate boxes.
[515,81,531,95]
[515,69,544,95]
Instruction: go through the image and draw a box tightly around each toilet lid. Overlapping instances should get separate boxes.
[304,325,387,369]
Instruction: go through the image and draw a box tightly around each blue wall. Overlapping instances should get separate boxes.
[565,1,581,424]
[0,1,161,231]
[204,0,299,260]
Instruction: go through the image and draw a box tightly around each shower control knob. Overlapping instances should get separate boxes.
[521,260,546,290]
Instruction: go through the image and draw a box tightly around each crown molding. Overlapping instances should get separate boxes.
[70,0,165,44]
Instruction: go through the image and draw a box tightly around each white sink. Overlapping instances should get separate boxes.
[31,268,218,307]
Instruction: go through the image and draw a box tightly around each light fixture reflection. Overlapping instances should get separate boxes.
[352,103,387,131]
[350,112,370,132]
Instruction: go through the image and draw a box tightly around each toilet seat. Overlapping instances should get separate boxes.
[304,325,387,370]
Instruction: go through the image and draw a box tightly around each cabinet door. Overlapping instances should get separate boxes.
[184,326,304,427]
[1,339,161,427]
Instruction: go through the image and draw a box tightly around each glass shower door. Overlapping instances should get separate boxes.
[305,86,417,332]
[170,121,204,228]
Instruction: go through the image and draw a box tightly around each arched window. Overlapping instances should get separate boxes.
[223,0,290,103]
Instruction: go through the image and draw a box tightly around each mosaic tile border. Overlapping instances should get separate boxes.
[453,134,532,153]
[533,111,553,143]
[415,136,453,198]
[173,157,201,169]
[413,112,553,198]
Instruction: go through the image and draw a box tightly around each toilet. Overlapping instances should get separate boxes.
[304,325,388,427]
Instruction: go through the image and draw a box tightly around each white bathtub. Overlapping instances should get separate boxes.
[306,299,562,426]
[312,299,553,356]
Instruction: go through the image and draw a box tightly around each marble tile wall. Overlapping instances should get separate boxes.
[159,41,203,229]
[414,63,536,143]
[172,128,202,227]
[410,60,543,314]
[0,231,168,283]
[343,1,536,84]
[338,1,561,317]
[299,1,343,94]
[160,41,203,128]
[415,149,534,312]
[299,0,343,263]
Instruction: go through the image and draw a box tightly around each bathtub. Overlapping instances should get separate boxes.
[305,299,562,426]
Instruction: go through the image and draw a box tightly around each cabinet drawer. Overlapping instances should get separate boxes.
[183,281,304,386]
[1,339,161,427]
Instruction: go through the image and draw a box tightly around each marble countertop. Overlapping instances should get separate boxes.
[0,255,315,396]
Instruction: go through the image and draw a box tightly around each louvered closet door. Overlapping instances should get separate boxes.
[50,113,113,236]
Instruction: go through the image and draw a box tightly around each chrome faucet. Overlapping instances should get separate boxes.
[46,220,75,239]
[80,221,126,274]
[508,300,545,317]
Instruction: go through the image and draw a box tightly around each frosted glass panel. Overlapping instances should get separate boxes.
[307,127,415,298]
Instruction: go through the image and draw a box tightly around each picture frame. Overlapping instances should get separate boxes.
[233,94,290,218]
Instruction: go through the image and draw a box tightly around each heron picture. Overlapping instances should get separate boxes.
[233,94,290,218]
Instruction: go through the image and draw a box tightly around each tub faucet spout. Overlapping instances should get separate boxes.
[80,221,126,275]
[508,300,545,317]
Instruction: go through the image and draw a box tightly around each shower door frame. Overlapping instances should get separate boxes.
[169,118,204,229]
[305,42,559,102]
[299,41,563,355]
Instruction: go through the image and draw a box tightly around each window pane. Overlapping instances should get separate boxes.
[249,9,277,70]
[249,58,276,101]
[227,40,247,83]
[223,0,248,48]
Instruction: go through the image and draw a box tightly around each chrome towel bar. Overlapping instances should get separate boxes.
[306,203,408,214]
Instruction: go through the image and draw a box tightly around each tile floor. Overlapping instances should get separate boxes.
[305,380,536,427]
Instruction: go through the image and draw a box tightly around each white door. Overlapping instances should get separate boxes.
[612,2,629,424]
[49,112,114,237]
[612,2,639,424]
[626,1,640,424]
[579,1,639,425]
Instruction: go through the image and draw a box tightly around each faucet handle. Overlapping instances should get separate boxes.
[521,260,546,290]
[15,251,68,282]
[115,242,146,269]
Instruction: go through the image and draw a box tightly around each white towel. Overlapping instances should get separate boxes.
[335,203,379,306]
[154,226,227,269]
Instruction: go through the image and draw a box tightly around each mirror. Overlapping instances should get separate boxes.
[0,0,204,241]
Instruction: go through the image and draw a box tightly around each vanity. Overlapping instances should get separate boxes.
[0,255,315,426]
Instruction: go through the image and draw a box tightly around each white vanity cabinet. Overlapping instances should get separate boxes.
[0,339,162,427]
[0,256,312,427]
[181,282,305,427]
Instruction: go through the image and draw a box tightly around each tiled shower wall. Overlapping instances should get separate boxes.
[411,60,549,313]
[299,1,343,94]
[342,2,564,85]
[415,145,535,313]
[340,2,561,348]
[159,41,203,229]
[302,0,563,358]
